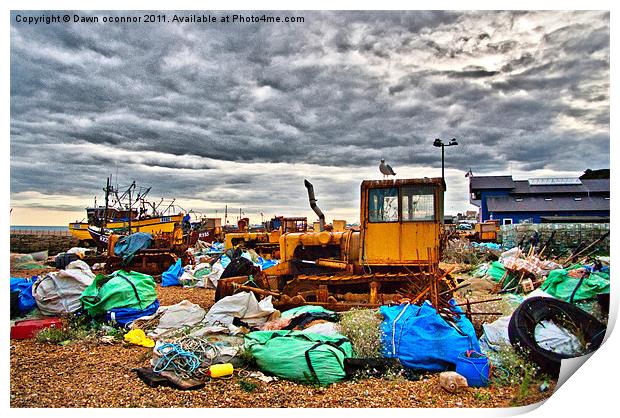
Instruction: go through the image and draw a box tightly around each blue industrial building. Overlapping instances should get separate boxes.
[469,176,610,225]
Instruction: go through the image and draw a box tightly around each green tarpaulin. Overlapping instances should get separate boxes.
[541,266,610,303]
[487,261,509,281]
[80,270,157,317]
[245,330,352,385]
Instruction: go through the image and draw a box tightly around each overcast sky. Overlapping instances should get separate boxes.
[10,10,610,225]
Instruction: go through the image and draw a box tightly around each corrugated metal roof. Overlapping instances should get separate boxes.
[487,195,610,213]
[470,176,514,190]
[511,178,609,194]
[581,179,610,192]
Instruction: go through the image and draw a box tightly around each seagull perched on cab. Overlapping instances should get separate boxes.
[379,159,396,179]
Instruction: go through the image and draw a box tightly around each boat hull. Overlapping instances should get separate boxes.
[87,226,113,252]
[68,223,92,242]
[105,215,183,234]
[70,214,183,243]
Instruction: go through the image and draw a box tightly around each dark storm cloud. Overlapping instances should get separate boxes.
[10,10,610,217]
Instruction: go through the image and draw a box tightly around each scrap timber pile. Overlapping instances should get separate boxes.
[396,265,458,312]
[9,225,610,409]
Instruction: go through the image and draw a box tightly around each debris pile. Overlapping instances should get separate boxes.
[442,238,501,265]
[9,226,610,407]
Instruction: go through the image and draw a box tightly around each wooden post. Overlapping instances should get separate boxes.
[369,281,380,304]
[317,285,329,303]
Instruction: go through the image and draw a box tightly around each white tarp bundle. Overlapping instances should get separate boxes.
[301,322,342,336]
[176,263,213,288]
[205,291,275,328]
[130,300,207,339]
[32,260,95,315]
[534,320,584,356]
[66,247,94,259]
[205,260,225,289]
[129,293,275,338]
[479,316,512,354]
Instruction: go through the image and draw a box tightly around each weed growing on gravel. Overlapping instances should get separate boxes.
[473,391,491,402]
[489,343,542,387]
[35,325,74,344]
[238,347,255,368]
[488,342,550,405]
[35,314,125,345]
[338,308,383,358]
[238,379,258,393]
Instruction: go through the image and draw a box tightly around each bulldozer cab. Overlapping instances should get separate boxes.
[360,178,444,266]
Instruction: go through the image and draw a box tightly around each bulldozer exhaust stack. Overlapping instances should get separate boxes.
[304,179,325,231]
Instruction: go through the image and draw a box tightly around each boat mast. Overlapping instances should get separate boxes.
[103,176,110,228]
[128,181,135,233]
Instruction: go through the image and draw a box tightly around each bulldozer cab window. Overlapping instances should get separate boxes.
[401,184,435,221]
[368,187,399,222]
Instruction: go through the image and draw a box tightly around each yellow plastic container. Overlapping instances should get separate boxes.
[208,363,234,378]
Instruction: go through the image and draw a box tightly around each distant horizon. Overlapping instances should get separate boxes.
[10,225,69,230]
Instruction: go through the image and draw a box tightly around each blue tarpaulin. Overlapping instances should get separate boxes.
[106,299,160,328]
[206,242,225,255]
[258,258,279,271]
[161,258,183,287]
[114,232,153,263]
[10,277,37,315]
[381,301,480,372]
[219,255,231,269]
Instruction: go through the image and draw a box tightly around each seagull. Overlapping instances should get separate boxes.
[379,159,396,179]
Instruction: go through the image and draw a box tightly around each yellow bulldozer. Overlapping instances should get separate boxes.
[224,216,308,259]
[216,177,453,311]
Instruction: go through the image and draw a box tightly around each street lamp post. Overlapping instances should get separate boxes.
[433,138,458,185]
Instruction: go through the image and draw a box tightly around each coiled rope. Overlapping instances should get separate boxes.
[153,336,221,378]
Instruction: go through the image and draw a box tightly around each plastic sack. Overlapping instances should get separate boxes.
[33,264,96,315]
[10,277,37,315]
[205,291,274,328]
[124,328,155,348]
[479,316,512,355]
[80,270,157,317]
[245,330,353,385]
[541,266,610,302]
[161,258,183,287]
[380,301,480,372]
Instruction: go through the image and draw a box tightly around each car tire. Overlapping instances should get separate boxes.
[508,296,606,376]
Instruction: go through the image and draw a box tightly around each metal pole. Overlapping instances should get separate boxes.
[441,145,445,182]
[103,176,110,228]
[128,184,132,233]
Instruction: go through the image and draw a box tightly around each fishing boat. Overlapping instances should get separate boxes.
[86,225,114,251]
[68,177,186,247]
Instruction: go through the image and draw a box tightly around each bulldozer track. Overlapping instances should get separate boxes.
[294,272,435,285]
